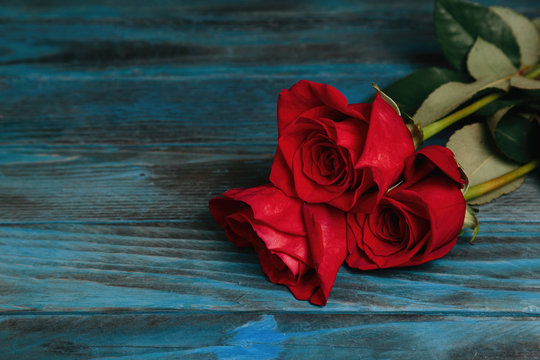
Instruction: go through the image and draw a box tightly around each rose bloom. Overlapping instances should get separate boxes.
[209,184,346,306]
[270,80,415,212]
[346,146,466,270]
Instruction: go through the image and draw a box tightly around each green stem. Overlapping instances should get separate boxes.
[421,93,502,140]
[421,64,540,141]
[524,64,540,79]
[464,159,539,201]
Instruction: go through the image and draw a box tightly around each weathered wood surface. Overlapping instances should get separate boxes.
[0,1,539,359]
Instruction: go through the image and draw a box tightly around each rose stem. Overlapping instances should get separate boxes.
[464,159,539,201]
[421,64,540,141]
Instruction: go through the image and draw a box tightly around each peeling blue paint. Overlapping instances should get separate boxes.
[216,315,288,360]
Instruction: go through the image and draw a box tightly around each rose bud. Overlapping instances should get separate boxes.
[209,184,346,306]
[270,80,415,212]
[346,146,467,270]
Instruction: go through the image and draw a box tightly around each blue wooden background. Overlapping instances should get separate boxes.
[0,1,539,359]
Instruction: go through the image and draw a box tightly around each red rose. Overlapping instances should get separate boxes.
[270,80,415,212]
[209,184,346,306]
[346,145,466,270]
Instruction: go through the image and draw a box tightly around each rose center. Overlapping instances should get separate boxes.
[378,207,408,244]
[300,131,352,187]
[319,147,342,176]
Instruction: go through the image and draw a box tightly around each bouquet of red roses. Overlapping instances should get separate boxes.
[209,0,539,306]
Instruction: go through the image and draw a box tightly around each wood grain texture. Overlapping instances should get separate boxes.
[0,218,538,313]
[1,313,539,360]
[0,0,539,358]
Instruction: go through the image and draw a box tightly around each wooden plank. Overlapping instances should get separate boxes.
[0,146,538,222]
[0,2,440,69]
[0,77,422,146]
[0,1,537,84]
[1,313,539,359]
[0,215,538,312]
[0,0,537,69]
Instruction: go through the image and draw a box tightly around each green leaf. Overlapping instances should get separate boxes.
[510,75,540,90]
[466,37,517,81]
[382,67,466,116]
[447,122,525,205]
[534,18,540,33]
[491,6,540,67]
[434,0,521,72]
[413,78,507,126]
[372,83,400,115]
[487,107,540,163]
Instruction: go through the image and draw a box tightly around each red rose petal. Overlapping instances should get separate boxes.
[277,80,354,134]
[353,93,415,212]
[209,184,347,306]
[403,145,466,187]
